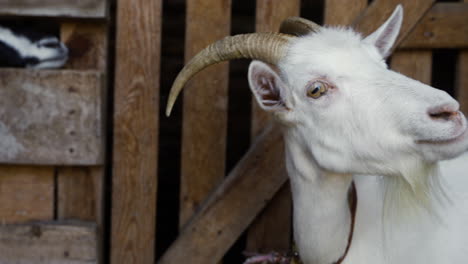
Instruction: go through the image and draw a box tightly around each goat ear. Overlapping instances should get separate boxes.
[248,60,288,112]
[364,4,403,58]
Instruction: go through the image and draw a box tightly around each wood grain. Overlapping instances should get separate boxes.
[58,23,107,264]
[0,0,106,18]
[354,0,435,47]
[111,0,161,263]
[57,167,102,222]
[0,69,104,165]
[0,222,98,264]
[179,0,231,227]
[325,0,367,26]
[391,51,432,84]
[245,0,299,254]
[61,22,108,71]
[0,166,54,224]
[158,124,288,264]
[401,3,468,49]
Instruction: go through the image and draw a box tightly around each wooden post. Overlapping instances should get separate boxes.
[111,0,161,263]
[58,22,107,224]
[179,0,231,228]
[245,0,299,254]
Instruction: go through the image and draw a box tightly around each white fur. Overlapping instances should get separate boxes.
[0,25,68,68]
[248,5,468,264]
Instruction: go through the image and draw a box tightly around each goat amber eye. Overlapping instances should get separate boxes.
[307,81,328,98]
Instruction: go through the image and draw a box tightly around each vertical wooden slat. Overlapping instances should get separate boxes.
[0,166,54,224]
[57,167,102,221]
[179,0,231,227]
[58,23,107,225]
[111,0,161,262]
[325,0,367,26]
[391,51,433,85]
[457,0,468,113]
[246,0,299,253]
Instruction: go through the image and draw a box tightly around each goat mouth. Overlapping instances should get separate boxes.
[42,54,68,62]
[416,127,468,145]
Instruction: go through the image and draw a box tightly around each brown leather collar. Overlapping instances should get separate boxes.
[334,181,357,264]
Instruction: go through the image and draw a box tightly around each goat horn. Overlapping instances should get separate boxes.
[279,17,321,36]
[165,33,293,116]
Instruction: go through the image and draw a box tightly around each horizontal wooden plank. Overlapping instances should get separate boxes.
[0,69,104,165]
[0,0,106,18]
[158,123,287,264]
[0,221,98,264]
[0,166,54,224]
[401,3,468,48]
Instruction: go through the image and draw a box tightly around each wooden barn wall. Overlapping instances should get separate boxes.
[0,0,466,264]
[0,2,108,264]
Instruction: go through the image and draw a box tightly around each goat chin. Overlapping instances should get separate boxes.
[382,160,448,224]
[349,151,468,264]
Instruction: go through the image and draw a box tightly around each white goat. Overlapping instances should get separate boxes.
[166,5,468,264]
[0,24,68,68]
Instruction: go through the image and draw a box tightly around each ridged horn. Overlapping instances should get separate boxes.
[280,17,321,36]
[165,33,293,116]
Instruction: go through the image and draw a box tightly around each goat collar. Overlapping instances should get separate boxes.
[334,181,357,264]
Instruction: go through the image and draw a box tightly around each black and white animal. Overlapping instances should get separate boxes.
[0,23,68,69]
[166,5,468,264]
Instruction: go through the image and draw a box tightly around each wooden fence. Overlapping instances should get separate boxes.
[0,0,467,263]
[0,1,108,263]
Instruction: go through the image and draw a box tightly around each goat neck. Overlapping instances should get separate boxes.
[284,129,353,264]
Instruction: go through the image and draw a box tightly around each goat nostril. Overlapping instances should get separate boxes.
[429,111,458,121]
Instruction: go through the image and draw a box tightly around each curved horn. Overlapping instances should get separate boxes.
[280,17,321,36]
[165,33,293,116]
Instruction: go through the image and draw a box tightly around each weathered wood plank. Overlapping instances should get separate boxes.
[0,222,98,264]
[354,0,435,48]
[61,22,108,71]
[0,0,106,18]
[57,167,102,222]
[0,166,54,224]
[158,1,432,263]
[0,69,104,165]
[58,23,107,264]
[179,0,232,227]
[158,124,287,264]
[401,3,468,49]
[246,183,292,253]
[324,0,367,26]
[391,51,433,85]
[245,0,299,254]
[111,0,161,263]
